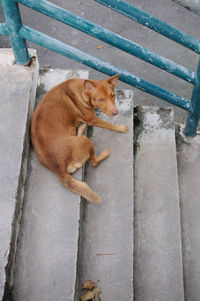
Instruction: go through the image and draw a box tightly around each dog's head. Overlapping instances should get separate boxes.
[83,75,119,117]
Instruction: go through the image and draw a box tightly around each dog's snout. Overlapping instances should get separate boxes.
[112,109,118,116]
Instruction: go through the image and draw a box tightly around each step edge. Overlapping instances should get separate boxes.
[2,49,39,301]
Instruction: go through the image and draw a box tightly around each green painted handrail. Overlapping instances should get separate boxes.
[0,0,200,136]
[184,60,200,135]
[19,25,191,112]
[1,0,30,64]
[0,23,8,35]
[17,0,197,85]
[95,0,200,54]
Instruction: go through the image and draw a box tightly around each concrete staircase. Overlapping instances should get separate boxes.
[1,51,200,301]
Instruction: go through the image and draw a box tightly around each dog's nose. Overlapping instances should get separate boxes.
[112,109,118,116]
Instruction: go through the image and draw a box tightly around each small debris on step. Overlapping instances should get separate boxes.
[80,280,102,301]
[96,252,114,255]
[82,280,96,290]
[25,55,36,67]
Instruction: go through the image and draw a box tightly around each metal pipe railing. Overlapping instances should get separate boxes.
[184,60,200,136]
[17,0,198,85]
[0,0,30,64]
[0,0,200,135]
[94,0,200,136]
[95,0,200,54]
[19,25,191,112]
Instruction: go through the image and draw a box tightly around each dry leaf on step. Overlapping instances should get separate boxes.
[82,280,96,290]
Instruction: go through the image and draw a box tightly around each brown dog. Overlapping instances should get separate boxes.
[31,74,128,203]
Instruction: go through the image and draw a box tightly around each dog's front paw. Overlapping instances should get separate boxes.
[101,148,110,158]
[117,124,129,133]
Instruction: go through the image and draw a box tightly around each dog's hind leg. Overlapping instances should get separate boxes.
[77,124,110,166]
[57,172,101,203]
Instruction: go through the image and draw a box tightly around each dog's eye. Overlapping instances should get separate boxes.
[98,99,104,102]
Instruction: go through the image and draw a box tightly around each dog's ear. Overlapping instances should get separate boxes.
[84,80,96,95]
[106,74,119,89]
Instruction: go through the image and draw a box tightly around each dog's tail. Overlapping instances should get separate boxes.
[57,172,101,203]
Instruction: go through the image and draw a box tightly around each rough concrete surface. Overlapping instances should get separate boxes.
[0,49,39,300]
[177,128,200,301]
[173,0,200,15]
[12,69,88,301]
[134,107,184,301]
[77,90,134,300]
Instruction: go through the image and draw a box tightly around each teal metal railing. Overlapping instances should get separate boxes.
[0,0,200,136]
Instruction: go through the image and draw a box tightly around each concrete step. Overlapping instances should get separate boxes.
[0,49,39,300]
[77,90,134,300]
[11,69,89,301]
[176,128,200,301]
[134,107,184,301]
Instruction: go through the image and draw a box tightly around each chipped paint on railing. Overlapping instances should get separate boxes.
[0,23,9,35]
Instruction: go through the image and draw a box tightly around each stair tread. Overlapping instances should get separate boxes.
[0,49,38,300]
[12,151,82,301]
[12,69,88,301]
[134,106,184,301]
[177,131,200,300]
[77,90,134,300]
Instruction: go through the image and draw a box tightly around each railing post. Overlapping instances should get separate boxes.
[1,0,30,64]
[184,59,200,136]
